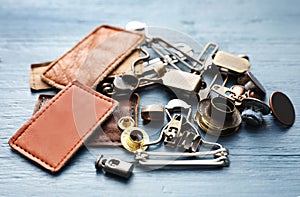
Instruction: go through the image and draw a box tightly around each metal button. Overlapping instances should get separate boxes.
[269,91,295,126]
[241,97,270,126]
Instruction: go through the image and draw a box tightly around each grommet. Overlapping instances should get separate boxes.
[118,116,135,131]
[194,97,242,136]
[269,91,295,126]
[121,127,149,152]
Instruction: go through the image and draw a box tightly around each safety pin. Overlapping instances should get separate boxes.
[135,155,229,167]
[135,147,228,158]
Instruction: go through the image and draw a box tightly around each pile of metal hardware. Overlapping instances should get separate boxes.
[95,24,295,179]
[9,23,295,179]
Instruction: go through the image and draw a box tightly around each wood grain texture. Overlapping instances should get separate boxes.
[0,0,300,196]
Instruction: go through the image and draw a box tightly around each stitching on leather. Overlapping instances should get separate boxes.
[42,27,144,89]
[12,82,115,170]
[42,26,104,83]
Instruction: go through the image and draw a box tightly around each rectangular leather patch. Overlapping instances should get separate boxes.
[30,62,53,91]
[9,81,118,172]
[41,25,144,89]
[31,93,140,146]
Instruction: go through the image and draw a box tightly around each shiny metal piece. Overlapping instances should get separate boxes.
[95,155,134,179]
[113,68,203,95]
[193,42,219,72]
[135,149,229,167]
[144,99,224,151]
[131,47,150,73]
[242,98,270,115]
[136,156,229,167]
[165,98,191,111]
[269,91,295,126]
[100,80,116,96]
[121,127,149,152]
[113,73,162,92]
[197,64,226,101]
[136,147,228,158]
[142,100,194,148]
[176,130,202,152]
[230,85,246,99]
[162,114,184,147]
[194,97,242,136]
[213,51,250,74]
[211,84,245,106]
[244,71,266,100]
[241,109,263,126]
[149,37,203,70]
[246,90,262,100]
[162,69,203,93]
[242,93,270,126]
[141,104,165,121]
[118,116,135,131]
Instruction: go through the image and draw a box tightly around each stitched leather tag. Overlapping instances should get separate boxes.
[31,93,140,146]
[9,81,118,173]
[41,25,144,89]
[30,62,53,91]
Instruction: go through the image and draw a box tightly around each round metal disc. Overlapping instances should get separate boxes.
[270,91,295,126]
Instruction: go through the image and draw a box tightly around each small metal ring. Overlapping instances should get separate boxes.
[121,127,149,152]
[117,116,135,131]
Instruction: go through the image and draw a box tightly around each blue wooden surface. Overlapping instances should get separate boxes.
[1,0,300,196]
